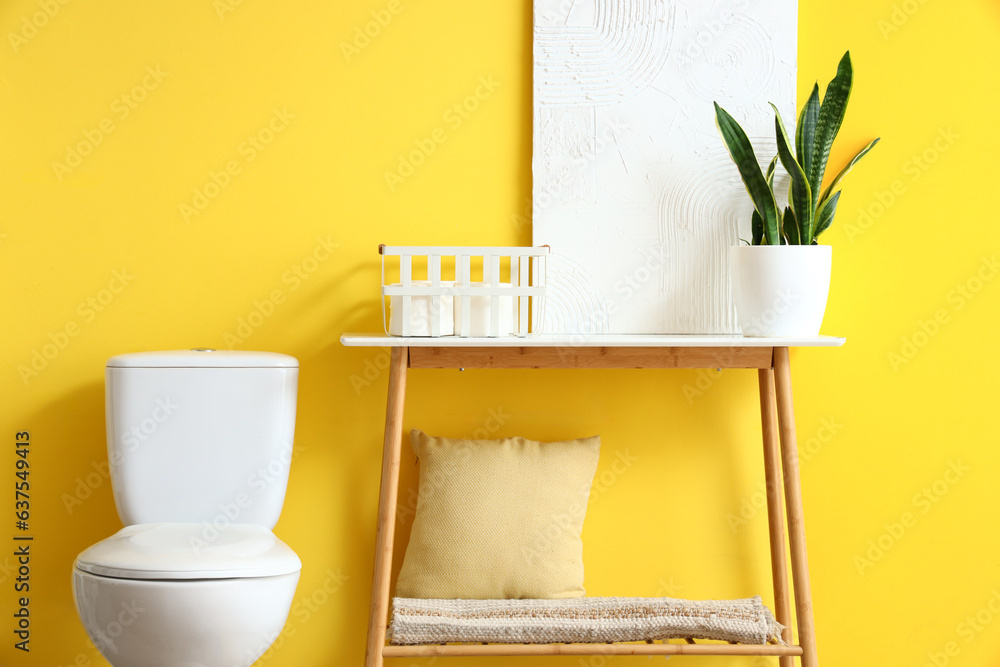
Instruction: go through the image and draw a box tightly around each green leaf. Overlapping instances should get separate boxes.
[751,209,764,245]
[772,103,813,244]
[764,157,777,244]
[809,51,854,213]
[814,190,842,238]
[715,102,780,244]
[765,155,778,189]
[820,137,880,205]
[783,206,800,245]
[796,84,820,182]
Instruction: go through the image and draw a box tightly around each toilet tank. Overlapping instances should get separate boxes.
[105,350,299,529]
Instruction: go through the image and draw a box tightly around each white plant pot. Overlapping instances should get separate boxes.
[731,245,832,337]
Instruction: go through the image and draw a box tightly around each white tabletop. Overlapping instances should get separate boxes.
[341,333,846,348]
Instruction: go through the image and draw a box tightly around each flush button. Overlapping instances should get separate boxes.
[190,348,216,352]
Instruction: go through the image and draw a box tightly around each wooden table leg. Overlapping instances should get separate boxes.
[773,347,818,667]
[758,367,794,667]
[365,347,409,667]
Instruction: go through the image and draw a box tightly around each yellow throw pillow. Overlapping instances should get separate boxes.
[395,429,600,600]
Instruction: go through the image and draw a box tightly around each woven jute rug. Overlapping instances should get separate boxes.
[390,596,785,645]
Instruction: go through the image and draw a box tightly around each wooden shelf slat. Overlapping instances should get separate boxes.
[384,643,804,657]
[408,346,775,369]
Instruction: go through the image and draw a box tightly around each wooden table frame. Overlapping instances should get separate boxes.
[345,338,833,667]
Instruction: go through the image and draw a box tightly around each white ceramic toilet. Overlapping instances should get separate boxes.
[73,350,302,667]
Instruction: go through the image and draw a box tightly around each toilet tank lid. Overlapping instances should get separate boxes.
[75,523,302,580]
[107,350,299,368]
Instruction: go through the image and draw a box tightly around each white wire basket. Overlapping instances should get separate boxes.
[380,245,549,337]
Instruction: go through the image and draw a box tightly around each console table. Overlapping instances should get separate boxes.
[341,333,844,667]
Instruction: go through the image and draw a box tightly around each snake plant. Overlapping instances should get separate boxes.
[715,51,879,245]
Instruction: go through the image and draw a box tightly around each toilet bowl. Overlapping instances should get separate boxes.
[72,350,302,667]
[74,524,300,667]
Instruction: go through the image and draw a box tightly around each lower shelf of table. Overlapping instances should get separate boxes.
[384,642,803,658]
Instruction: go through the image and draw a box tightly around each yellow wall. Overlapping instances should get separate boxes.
[2,1,998,665]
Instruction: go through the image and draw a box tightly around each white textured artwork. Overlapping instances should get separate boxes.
[532,0,797,334]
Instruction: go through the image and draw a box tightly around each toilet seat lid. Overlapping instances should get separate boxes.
[75,523,302,580]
